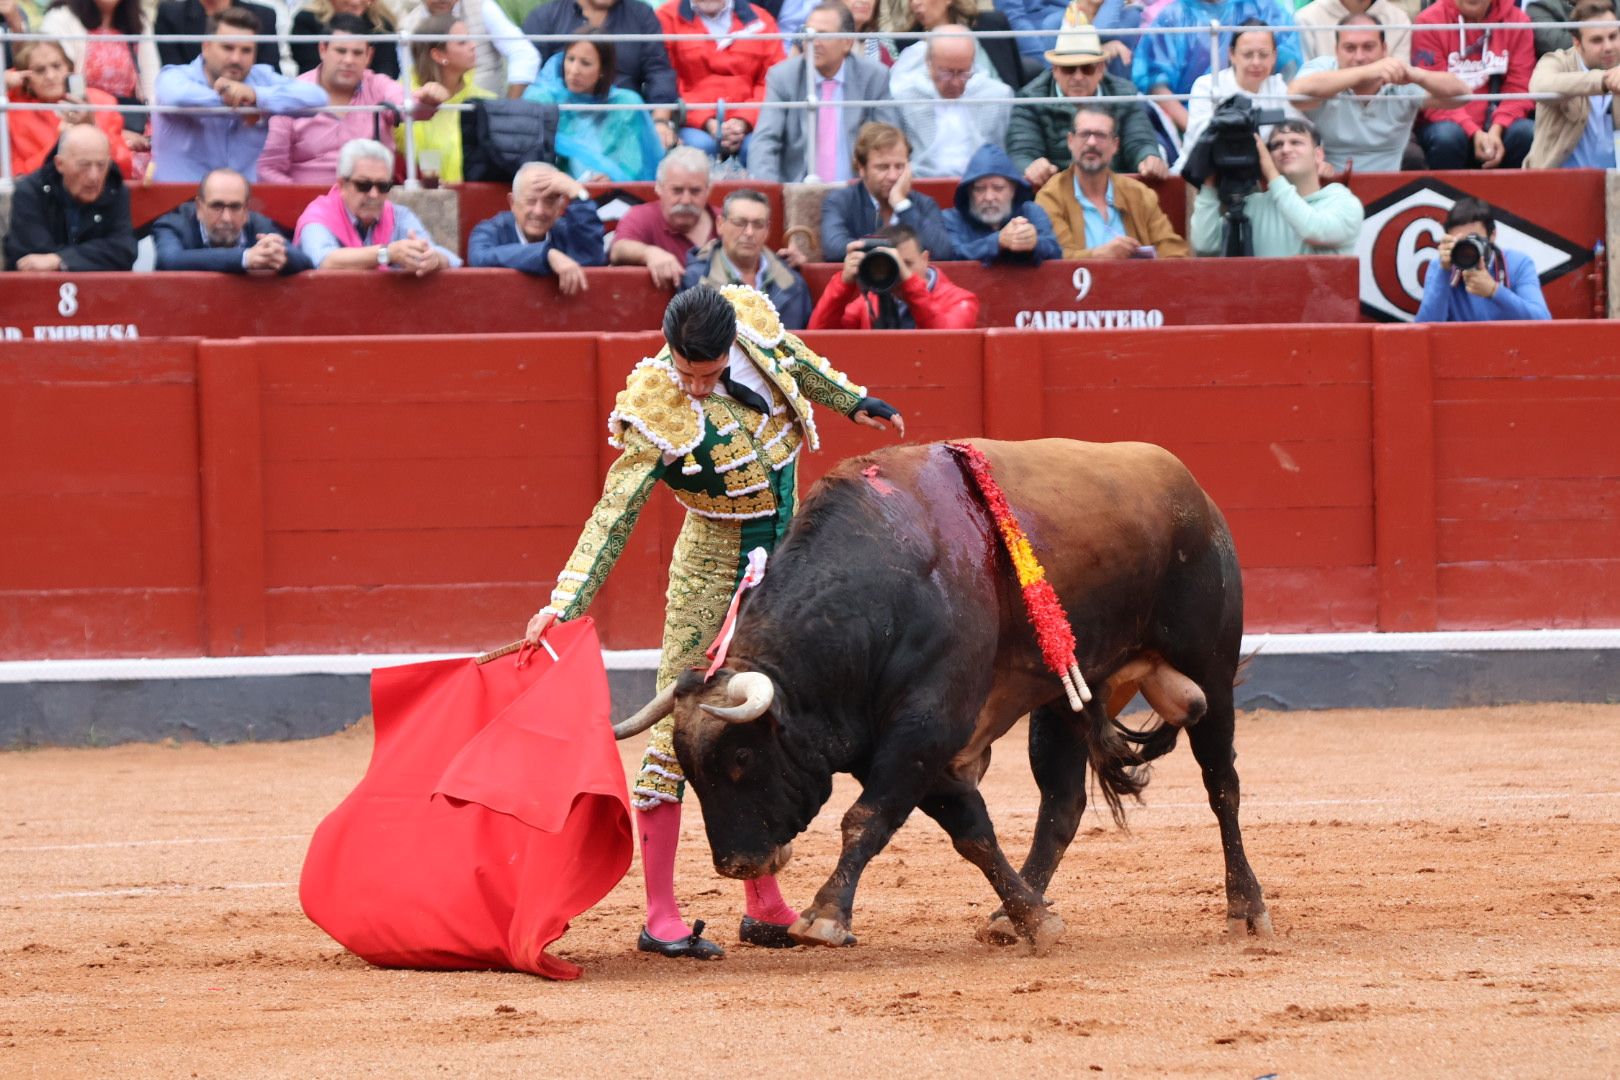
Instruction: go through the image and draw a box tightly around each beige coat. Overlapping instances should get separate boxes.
[1527,46,1620,169]
[1036,168,1190,260]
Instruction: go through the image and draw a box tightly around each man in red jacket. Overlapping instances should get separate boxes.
[808,225,981,330]
[1412,0,1537,168]
[657,0,786,165]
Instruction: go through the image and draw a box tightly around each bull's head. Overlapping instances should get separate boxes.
[615,667,832,881]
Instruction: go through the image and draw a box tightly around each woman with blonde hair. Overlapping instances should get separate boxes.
[2,38,135,176]
[292,0,401,77]
[38,0,159,146]
[397,13,495,182]
[887,0,1025,89]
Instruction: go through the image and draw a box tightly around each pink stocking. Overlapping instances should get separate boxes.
[637,801,689,940]
[743,874,798,926]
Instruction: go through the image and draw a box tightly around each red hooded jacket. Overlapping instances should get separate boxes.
[655,0,785,130]
[808,267,981,330]
[1411,0,1535,133]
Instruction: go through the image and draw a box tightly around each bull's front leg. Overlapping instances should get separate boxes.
[788,795,915,947]
[789,715,963,948]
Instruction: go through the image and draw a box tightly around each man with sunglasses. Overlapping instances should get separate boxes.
[153,168,314,274]
[295,139,460,273]
[1009,6,1167,192]
[679,190,812,330]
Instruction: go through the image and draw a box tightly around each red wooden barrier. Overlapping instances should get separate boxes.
[4,324,1617,658]
[0,340,205,656]
[0,259,1360,342]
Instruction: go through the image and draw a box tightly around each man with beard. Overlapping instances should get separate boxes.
[1190,118,1364,257]
[151,6,329,182]
[1036,108,1187,260]
[943,144,1063,267]
[610,147,721,289]
[152,168,314,273]
[680,190,812,330]
[295,139,460,273]
[469,163,605,292]
[258,15,449,185]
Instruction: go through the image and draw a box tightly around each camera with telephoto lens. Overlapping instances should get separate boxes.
[1449,234,1497,274]
[853,237,902,294]
[1180,94,1289,199]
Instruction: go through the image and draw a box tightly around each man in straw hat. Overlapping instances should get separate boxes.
[522,284,905,960]
[1009,3,1170,191]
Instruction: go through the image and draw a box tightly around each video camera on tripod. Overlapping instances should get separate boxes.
[1180,94,1289,257]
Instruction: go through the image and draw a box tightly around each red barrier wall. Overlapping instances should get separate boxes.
[3,325,1616,658]
[0,259,1360,340]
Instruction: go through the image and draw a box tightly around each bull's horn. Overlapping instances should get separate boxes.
[613,682,678,740]
[701,671,776,723]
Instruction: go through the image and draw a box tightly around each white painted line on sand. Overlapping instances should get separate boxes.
[4,630,1619,683]
[0,833,306,854]
[15,881,295,902]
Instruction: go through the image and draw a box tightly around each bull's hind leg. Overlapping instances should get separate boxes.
[1187,681,1271,937]
[918,786,1065,955]
[983,701,1089,946]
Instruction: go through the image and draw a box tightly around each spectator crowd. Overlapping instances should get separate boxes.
[0,0,1604,320]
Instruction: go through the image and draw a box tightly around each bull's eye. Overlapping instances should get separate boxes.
[729,747,753,782]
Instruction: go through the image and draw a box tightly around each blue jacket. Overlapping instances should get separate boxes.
[943,144,1064,267]
[152,202,313,274]
[1414,248,1551,323]
[467,204,606,275]
[819,182,954,261]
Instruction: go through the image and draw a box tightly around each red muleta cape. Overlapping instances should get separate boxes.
[300,618,632,980]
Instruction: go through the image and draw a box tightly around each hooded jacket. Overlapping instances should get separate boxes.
[943,144,1064,267]
[1412,0,1536,133]
[3,154,137,271]
[1007,69,1164,176]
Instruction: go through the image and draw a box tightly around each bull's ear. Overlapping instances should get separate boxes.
[700,671,776,723]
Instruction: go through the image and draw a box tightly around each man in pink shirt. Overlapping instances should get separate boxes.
[258,14,448,185]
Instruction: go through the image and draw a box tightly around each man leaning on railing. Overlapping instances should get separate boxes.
[151,6,329,181]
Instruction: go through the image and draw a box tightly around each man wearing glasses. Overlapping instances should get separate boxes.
[294,139,460,274]
[1036,107,1188,258]
[1008,5,1168,191]
[889,27,1013,179]
[153,168,314,274]
[679,190,812,330]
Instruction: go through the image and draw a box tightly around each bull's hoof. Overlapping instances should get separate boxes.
[1022,911,1066,957]
[977,911,1019,947]
[1227,910,1274,939]
[788,916,857,948]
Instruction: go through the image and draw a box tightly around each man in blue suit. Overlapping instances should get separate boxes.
[818,122,954,261]
[468,163,606,294]
[152,169,313,274]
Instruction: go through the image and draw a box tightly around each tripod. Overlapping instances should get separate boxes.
[1219,189,1254,258]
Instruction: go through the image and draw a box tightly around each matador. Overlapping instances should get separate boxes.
[524,284,906,959]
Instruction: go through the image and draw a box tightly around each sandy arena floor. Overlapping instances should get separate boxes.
[2,704,1618,1078]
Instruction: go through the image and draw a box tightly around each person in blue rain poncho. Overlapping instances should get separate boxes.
[524,30,664,182]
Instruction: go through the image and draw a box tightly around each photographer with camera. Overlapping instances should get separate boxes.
[807,225,980,330]
[1189,117,1363,257]
[1414,197,1550,323]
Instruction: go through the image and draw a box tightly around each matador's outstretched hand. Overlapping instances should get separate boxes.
[853,396,906,439]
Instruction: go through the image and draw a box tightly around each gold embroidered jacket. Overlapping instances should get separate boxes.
[544,286,869,622]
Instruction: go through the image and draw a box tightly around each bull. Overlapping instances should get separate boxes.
[613,438,1270,952]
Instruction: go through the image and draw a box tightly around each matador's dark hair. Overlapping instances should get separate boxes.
[662,286,737,363]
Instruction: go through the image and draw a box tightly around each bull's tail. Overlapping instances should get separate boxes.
[1081,699,1152,828]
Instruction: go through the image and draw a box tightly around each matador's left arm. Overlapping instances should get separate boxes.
[777,333,899,423]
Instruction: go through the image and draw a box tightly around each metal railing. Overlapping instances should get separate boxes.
[0,18,1600,190]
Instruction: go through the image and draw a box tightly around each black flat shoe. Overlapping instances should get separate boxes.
[738,916,799,948]
[637,919,725,960]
